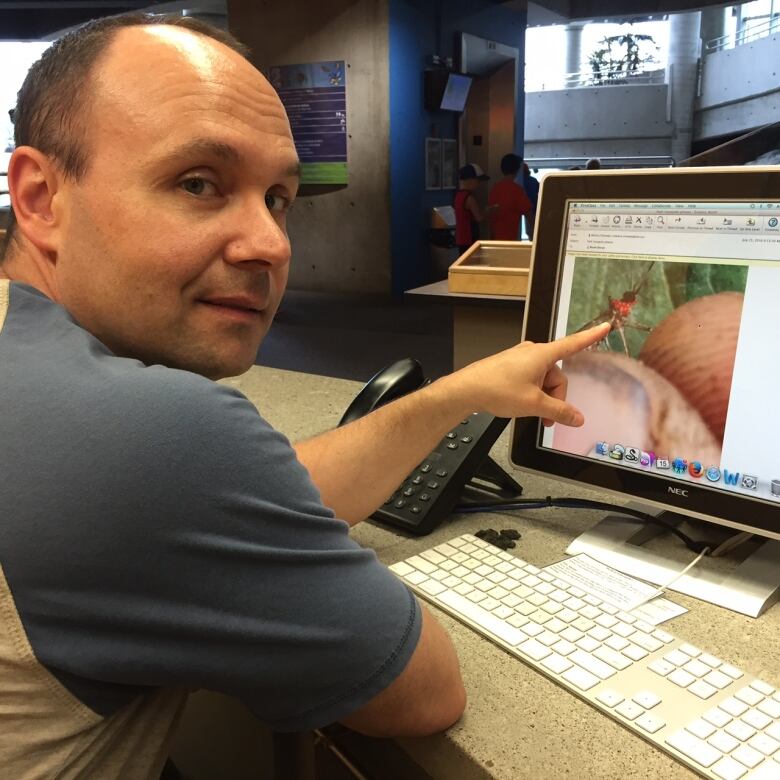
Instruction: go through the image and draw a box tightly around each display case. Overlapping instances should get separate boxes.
[448,240,532,296]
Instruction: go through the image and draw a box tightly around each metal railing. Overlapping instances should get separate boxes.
[532,66,666,92]
[706,14,780,53]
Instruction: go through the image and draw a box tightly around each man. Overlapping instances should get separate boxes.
[521,162,540,240]
[453,163,493,255]
[0,14,607,778]
[488,153,532,241]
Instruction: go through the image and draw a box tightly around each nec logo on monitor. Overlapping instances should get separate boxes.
[668,486,689,498]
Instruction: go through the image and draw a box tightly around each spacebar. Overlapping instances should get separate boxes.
[437,590,525,646]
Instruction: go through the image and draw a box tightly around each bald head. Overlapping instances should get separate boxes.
[2,13,252,259]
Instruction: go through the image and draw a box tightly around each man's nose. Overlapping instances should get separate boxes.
[223,198,291,268]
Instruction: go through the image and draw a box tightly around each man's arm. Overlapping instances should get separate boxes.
[294,324,609,524]
[339,604,465,736]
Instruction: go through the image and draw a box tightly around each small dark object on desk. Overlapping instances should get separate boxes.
[475,528,520,549]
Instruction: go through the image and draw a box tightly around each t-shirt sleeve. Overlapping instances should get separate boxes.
[2,370,422,732]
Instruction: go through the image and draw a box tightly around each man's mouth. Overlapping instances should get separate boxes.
[199,297,266,318]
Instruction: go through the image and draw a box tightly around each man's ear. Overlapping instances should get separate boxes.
[7,146,66,256]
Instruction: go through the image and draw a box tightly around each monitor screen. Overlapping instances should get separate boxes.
[440,73,472,112]
[510,168,780,542]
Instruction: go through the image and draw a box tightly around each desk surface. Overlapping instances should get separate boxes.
[406,279,526,305]
[225,365,780,780]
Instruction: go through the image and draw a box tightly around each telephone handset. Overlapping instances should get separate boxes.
[339,359,523,535]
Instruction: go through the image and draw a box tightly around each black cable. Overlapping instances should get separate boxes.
[453,496,711,554]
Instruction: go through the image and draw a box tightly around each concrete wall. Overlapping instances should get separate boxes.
[696,33,780,141]
[228,0,392,295]
[524,83,673,162]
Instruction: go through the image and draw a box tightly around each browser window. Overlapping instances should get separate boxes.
[541,200,780,505]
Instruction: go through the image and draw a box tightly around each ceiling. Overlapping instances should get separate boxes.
[0,0,228,39]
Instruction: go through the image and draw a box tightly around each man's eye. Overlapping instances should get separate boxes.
[266,193,290,213]
[180,177,218,197]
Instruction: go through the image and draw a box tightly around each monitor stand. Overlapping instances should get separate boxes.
[566,505,780,618]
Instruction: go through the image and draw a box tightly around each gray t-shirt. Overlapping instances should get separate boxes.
[0,280,421,777]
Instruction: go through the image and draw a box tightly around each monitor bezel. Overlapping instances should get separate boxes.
[509,166,780,542]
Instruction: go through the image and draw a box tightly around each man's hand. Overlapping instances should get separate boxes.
[294,323,609,525]
[434,322,611,427]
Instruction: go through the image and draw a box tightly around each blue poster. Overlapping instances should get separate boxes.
[269,61,347,184]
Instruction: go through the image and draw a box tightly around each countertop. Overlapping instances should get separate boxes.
[223,365,780,780]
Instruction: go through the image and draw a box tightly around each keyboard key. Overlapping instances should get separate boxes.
[595,614,618,629]
[443,575,461,588]
[560,627,584,643]
[684,660,712,678]
[679,643,701,658]
[751,680,776,696]
[705,671,735,690]
[689,681,718,700]
[665,649,692,667]
[601,604,619,616]
[536,582,555,595]
[569,587,586,598]
[389,561,415,576]
[558,608,579,623]
[617,611,637,624]
[596,689,624,707]
[711,756,748,780]
[703,708,733,728]
[407,556,437,574]
[594,646,632,671]
[748,733,780,757]
[668,669,696,688]
[579,605,601,620]
[631,632,663,653]
[552,640,577,656]
[480,597,500,612]
[725,720,756,742]
[522,574,542,587]
[541,602,563,616]
[742,709,772,731]
[564,597,585,611]
[605,636,629,652]
[407,571,428,585]
[438,590,525,646]
[508,614,529,629]
[516,602,537,617]
[649,659,675,677]
[491,605,514,621]
[615,701,644,720]
[454,582,474,596]
[528,593,547,607]
[709,731,740,753]
[721,664,744,680]
[541,652,573,675]
[431,570,450,582]
[758,698,780,719]
[622,644,648,662]
[522,622,544,638]
[545,618,568,634]
[666,729,722,768]
[588,626,611,642]
[633,691,662,709]
[502,594,522,608]
[530,610,552,625]
[735,686,764,706]
[420,549,446,565]
[519,638,552,662]
[538,631,561,647]
[572,617,595,632]
[584,595,602,606]
[731,744,763,769]
[419,580,447,596]
[570,650,616,680]
[653,629,673,643]
[769,723,780,742]
[562,665,600,691]
[487,586,509,600]
[613,622,636,638]
[720,698,750,717]
[576,636,600,653]
[699,653,723,668]
[636,713,666,734]
[686,718,716,739]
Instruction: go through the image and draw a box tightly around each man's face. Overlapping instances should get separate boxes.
[53,27,300,379]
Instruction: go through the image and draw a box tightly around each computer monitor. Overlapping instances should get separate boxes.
[509,167,780,614]
[423,70,472,112]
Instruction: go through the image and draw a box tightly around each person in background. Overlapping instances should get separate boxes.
[488,153,532,241]
[453,163,493,255]
[585,157,602,170]
[521,162,540,240]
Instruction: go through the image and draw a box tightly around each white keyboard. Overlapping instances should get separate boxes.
[390,534,780,780]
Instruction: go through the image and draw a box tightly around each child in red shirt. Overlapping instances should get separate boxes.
[488,153,532,241]
[454,163,493,256]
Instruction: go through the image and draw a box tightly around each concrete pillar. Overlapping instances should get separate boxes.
[564,23,584,83]
[668,11,702,164]
[700,6,727,52]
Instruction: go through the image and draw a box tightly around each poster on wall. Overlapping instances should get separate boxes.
[442,139,458,189]
[269,61,347,185]
[425,138,442,190]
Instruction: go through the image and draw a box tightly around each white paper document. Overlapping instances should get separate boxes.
[630,597,688,625]
[543,553,662,611]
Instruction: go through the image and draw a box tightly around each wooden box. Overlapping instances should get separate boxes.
[448,240,532,296]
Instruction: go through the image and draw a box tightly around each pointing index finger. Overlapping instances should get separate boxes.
[545,323,611,361]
